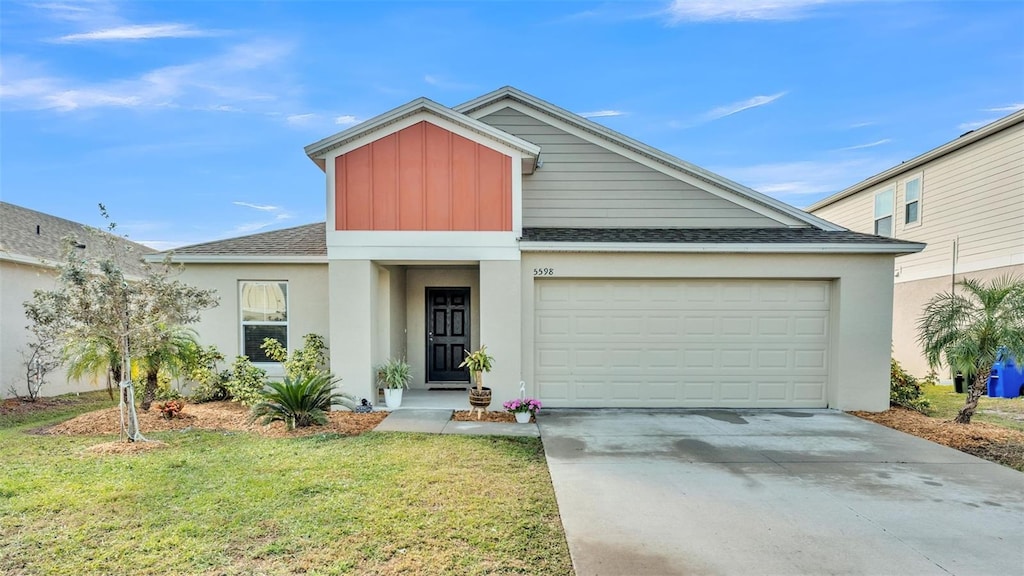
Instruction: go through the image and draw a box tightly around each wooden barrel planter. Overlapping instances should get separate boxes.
[468,387,492,419]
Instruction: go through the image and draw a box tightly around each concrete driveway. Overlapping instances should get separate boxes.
[538,409,1024,576]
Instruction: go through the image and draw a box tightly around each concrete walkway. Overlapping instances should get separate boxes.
[373,408,539,437]
[539,409,1024,576]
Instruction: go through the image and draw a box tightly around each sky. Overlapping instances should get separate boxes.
[1,0,1022,250]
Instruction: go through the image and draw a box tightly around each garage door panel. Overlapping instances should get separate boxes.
[535,279,831,408]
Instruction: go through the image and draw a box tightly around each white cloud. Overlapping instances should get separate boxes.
[578,110,626,118]
[715,157,897,203]
[983,103,1024,113]
[847,121,876,129]
[702,92,787,121]
[837,138,891,151]
[0,41,292,112]
[957,119,998,131]
[665,0,840,23]
[56,23,212,42]
[334,114,359,125]
[233,201,280,212]
[285,113,316,126]
[423,74,476,91]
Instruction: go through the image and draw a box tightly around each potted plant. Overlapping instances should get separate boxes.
[503,397,541,423]
[376,358,411,409]
[459,345,494,418]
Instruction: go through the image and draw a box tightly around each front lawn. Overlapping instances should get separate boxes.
[922,384,1024,431]
[0,396,573,575]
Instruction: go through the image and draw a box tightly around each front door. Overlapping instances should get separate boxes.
[426,288,471,382]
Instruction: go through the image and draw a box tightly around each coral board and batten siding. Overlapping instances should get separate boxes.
[812,121,1023,283]
[334,121,513,232]
[478,107,784,228]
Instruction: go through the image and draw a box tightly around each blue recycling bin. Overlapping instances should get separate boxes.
[987,347,1024,399]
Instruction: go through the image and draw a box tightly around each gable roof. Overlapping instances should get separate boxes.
[303,97,541,171]
[150,222,327,263]
[0,201,154,275]
[455,86,844,232]
[809,108,1024,212]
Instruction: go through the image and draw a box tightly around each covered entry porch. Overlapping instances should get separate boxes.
[327,259,522,407]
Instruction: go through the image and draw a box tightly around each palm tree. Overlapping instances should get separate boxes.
[136,326,199,411]
[917,275,1024,424]
[63,335,122,399]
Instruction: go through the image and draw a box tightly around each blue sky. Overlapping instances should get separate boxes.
[1,0,1021,249]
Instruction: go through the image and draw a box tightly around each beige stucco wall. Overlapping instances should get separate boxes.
[518,252,897,412]
[175,263,330,379]
[405,267,480,388]
[893,263,1024,377]
[1,260,101,398]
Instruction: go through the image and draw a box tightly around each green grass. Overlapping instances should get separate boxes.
[922,384,1024,431]
[0,398,572,575]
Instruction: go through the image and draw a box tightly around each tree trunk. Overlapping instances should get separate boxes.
[954,368,990,424]
[141,367,159,411]
[474,371,483,391]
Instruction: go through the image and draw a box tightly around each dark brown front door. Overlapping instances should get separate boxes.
[426,288,470,382]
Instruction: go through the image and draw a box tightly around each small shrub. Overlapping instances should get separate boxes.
[250,372,353,430]
[224,356,268,407]
[262,333,328,380]
[156,399,184,419]
[184,344,230,403]
[891,358,930,412]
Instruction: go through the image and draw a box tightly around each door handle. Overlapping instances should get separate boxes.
[428,331,433,341]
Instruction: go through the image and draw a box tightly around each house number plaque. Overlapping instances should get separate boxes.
[533,268,555,276]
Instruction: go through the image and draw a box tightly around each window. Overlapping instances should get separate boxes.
[873,187,894,236]
[903,175,922,226]
[240,281,288,363]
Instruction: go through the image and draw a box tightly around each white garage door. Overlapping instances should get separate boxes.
[534,279,831,408]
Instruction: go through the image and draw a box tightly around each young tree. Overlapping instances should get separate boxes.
[23,206,218,440]
[917,275,1024,424]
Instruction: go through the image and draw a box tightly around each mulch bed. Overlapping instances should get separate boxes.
[451,410,523,423]
[45,401,388,438]
[1,395,100,417]
[851,407,1024,470]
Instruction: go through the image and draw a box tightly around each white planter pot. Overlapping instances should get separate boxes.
[515,411,531,424]
[384,388,403,409]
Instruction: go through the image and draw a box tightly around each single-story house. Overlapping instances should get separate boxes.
[809,110,1023,377]
[158,87,924,411]
[1,201,156,398]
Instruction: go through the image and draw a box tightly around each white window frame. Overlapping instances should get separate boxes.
[872,186,895,237]
[901,172,923,229]
[239,280,289,364]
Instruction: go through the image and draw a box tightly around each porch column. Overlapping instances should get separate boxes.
[479,260,522,404]
[329,259,376,405]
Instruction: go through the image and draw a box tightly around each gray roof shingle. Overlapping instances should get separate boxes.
[0,202,155,275]
[521,227,923,245]
[170,222,327,256]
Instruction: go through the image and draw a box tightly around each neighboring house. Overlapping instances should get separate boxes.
[0,202,156,398]
[809,110,1024,377]
[157,87,923,411]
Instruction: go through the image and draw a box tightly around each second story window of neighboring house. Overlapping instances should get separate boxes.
[903,175,922,226]
[873,187,894,236]
[240,281,288,363]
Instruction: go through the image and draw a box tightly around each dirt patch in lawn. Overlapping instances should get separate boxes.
[1,395,103,416]
[851,407,1024,471]
[451,410,522,423]
[45,401,388,438]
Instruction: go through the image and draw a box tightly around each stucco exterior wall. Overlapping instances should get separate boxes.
[175,263,330,379]
[1,260,99,398]
[518,252,896,411]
